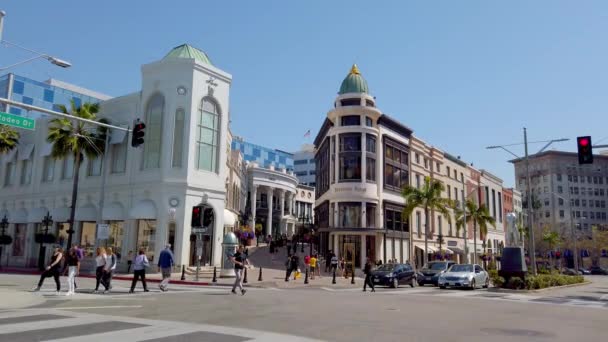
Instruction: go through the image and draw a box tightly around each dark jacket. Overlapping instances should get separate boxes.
[364,262,373,275]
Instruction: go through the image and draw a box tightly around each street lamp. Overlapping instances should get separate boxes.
[37,212,53,270]
[487,128,568,275]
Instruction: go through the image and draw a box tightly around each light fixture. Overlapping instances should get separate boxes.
[47,56,71,68]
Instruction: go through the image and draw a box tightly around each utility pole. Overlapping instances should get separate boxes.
[523,128,537,275]
[461,177,468,264]
[95,130,111,248]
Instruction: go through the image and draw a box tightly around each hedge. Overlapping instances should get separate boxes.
[488,269,584,290]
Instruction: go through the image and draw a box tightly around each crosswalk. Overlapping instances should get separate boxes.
[0,308,322,342]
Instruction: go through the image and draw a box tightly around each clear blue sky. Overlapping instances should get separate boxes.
[2,1,608,186]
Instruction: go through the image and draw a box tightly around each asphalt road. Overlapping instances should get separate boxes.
[1,274,607,342]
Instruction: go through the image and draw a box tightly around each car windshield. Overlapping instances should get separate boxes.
[449,265,473,272]
[376,264,396,272]
[425,262,447,270]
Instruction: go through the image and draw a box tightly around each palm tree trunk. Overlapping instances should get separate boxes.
[424,207,429,265]
[482,239,487,269]
[473,220,478,265]
[66,153,81,248]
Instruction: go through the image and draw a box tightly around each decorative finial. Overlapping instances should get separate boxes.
[350,64,360,75]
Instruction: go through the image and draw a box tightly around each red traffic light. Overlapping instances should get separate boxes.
[576,136,593,165]
[131,120,146,148]
[579,138,589,147]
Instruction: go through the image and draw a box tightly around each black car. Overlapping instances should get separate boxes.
[590,266,608,275]
[417,261,456,286]
[370,263,417,288]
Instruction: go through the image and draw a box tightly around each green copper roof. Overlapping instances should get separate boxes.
[163,44,213,66]
[339,64,369,95]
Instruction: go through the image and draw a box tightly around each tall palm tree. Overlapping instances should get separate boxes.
[47,100,107,248]
[402,176,453,265]
[466,200,495,265]
[0,124,20,154]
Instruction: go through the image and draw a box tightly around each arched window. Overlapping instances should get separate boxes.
[143,94,164,169]
[196,97,220,172]
[172,108,185,168]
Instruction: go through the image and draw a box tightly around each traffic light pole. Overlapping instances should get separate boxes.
[95,131,111,249]
[523,128,537,276]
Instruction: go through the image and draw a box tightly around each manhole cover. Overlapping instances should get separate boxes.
[481,328,553,338]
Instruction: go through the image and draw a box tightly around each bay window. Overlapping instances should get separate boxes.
[339,134,361,181]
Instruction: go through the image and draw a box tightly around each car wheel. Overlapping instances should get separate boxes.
[410,277,416,288]
[392,278,399,289]
[470,279,476,290]
[483,277,489,289]
[439,285,446,289]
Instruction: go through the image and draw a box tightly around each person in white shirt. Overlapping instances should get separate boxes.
[93,247,108,293]
[102,247,117,294]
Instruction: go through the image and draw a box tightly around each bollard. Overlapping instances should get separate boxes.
[332,268,336,284]
[351,268,355,285]
[258,267,263,281]
[304,268,309,284]
[180,265,186,281]
[243,268,248,284]
[212,266,217,283]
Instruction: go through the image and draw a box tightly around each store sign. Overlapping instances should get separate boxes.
[0,111,36,131]
[97,224,110,240]
[334,186,366,193]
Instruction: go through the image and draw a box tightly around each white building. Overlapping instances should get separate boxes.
[0,44,233,269]
[293,144,315,187]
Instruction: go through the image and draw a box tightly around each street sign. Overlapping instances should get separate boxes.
[192,227,208,234]
[97,223,110,240]
[0,111,35,131]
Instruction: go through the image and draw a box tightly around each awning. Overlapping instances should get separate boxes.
[27,207,49,223]
[103,202,126,221]
[438,248,453,255]
[224,209,237,227]
[129,200,157,219]
[8,208,28,223]
[50,207,70,222]
[39,142,53,157]
[110,129,127,145]
[18,144,35,161]
[281,214,297,222]
[448,246,465,254]
[75,205,98,221]
[414,243,437,253]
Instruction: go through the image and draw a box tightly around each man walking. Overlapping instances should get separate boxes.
[230,245,249,295]
[363,257,375,292]
[158,244,174,292]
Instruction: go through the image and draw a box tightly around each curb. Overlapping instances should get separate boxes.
[488,281,591,293]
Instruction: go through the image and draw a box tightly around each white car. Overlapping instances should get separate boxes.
[438,264,489,290]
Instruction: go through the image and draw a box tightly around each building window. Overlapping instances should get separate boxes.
[339,134,361,181]
[424,158,428,169]
[385,204,409,232]
[436,162,440,173]
[557,174,562,181]
[558,198,564,206]
[366,203,376,228]
[338,202,361,227]
[196,97,221,172]
[366,158,376,181]
[384,138,409,192]
[341,115,361,126]
[498,193,502,223]
[446,166,451,177]
[42,156,55,182]
[143,94,164,169]
[172,108,185,168]
[20,158,32,185]
[416,174,421,189]
[316,139,330,196]
[557,186,563,194]
[62,155,74,180]
[87,157,102,177]
[111,139,127,174]
[340,98,360,106]
[365,116,373,127]
[4,154,16,186]
[80,222,97,257]
[559,210,565,218]
[137,219,157,261]
[366,134,376,153]
[447,185,451,199]
[415,153,420,164]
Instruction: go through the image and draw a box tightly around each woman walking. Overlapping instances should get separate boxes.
[33,246,63,294]
[130,249,150,293]
[64,247,80,296]
[102,247,117,294]
[93,247,107,293]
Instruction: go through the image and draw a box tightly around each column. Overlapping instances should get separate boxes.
[250,185,258,229]
[288,192,293,216]
[361,234,367,269]
[333,233,339,258]
[361,201,367,228]
[280,190,285,217]
[266,188,273,237]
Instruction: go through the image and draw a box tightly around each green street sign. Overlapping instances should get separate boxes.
[0,111,36,131]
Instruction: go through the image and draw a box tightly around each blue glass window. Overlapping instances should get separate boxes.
[268,152,276,161]
[9,107,22,115]
[279,156,286,164]
[253,148,261,158]
[12,80,25,95]
[22,96,34,105]
[44,89,54,102]
[72,97,82,108]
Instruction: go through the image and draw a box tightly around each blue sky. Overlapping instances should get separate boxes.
[2,1,608,186]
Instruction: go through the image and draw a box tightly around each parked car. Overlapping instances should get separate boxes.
[370,263,417,288]
[579,268,591,275]
[589,266,608,275]
[438,264,489,290]
[561,268,582,276]
[417,261,456,286]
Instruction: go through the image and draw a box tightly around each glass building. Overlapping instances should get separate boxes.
[0,73,111,117]
[231,137,294,170]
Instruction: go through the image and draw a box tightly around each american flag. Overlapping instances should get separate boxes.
[303,130,311,138]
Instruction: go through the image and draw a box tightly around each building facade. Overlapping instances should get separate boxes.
[0,73,111,116]
[0,44,232,270]
[293,144,316,186]
[231,137,294,170]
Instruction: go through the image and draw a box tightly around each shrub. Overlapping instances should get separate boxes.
[506,277,524,289]
[521,274,584,290]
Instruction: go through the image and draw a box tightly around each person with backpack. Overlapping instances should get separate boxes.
[32,246,63,294]
[158,244,174,292]
[102,247,117,294]
[129,249,150,293]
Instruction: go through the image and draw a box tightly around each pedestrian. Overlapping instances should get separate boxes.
[310,254,317,280]
[63,247,79,296]
[287,244,292,256]
[325,251,332,273]
[126,250,133,273]
[71,243,83,290]
[304,254,311,276]
[330,253,338,274]
[93,247,107,293]
[363,257,375,292]
[316,254,322,278]
[340,257,346,278]
[32,246,63,294]
[158,244,174,292]
[230,245,249,295]
[102,247,117,294]
[130,249,150,293]
[291,254,300,280]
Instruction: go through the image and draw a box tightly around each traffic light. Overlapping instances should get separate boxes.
[191,206,203,228]
[577,136,593,164]
[131,120,146,147]
[203,207,214,227]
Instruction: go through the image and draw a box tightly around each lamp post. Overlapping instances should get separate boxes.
[487,129,568,276]
[37,212,53,270]
[0,215,11,269]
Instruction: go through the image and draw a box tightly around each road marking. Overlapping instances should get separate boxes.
[55,305,143,310]
[600,294,608,301]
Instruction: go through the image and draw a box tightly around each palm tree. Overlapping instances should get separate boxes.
[466,200,495,266]
[542,229,561,270]
[402,176,453,265]
[47,100,107,248]
[0,124,20,154]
